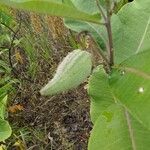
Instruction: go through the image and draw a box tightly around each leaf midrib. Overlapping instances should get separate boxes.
[0,0,101,24]
[113,65,150,80]
[124,109,137,150]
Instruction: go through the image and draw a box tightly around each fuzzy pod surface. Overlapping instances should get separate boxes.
[40,49,92,96]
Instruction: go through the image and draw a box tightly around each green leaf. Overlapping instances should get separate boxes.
[0,82,13,96]
[70,0,127,14]
[0,9,12,25]
[70,0,99,14]
[0,60,11,73]
[0,119,11,141]
[135,0,150,12]
[0,0,101,24]
[64,19,107,51]
[62,0,76,8]
[0,95,7,119]
[64,0,105,50]
[88,104,150,150]
[88,66,114,124]
[110,50,150,129]
[112,0,150,63]
[0,76,11,85]
[64,1,128,51]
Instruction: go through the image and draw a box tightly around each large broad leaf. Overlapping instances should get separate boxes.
[88,66,114,124]
[135,0,150,12]
[70,0,99,14]
[88,104,150,150]
[112,0,150,63]
[109,50,150,129]
[0,119,11,141]
[0,0,100,24]
[70,0,126,14]
[64,18,107,51]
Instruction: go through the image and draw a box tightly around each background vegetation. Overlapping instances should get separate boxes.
[0,7,92,150]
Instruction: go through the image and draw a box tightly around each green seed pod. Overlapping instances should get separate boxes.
[40,49,92,96]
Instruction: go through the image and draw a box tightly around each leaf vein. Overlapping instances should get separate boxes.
[124,67,150,79]
[136,16,150,54]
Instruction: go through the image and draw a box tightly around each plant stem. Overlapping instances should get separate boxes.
[96,0,107,22]
[105,5,114,67]
[96,0,114,70]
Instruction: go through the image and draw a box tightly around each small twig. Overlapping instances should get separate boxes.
[6,13,22,71]
[1,16,34,84]
[27,145,39,150]
[0,142,6,146]
[20,131,28,150]
[0,20,30,71]
[0,22,19,40]
[110,0,117,15]
[8,36,15,70]
[0,46,8,49]
[8,22,21,70]
[96,0,107,21]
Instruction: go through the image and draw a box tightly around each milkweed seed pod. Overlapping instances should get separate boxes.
[40,49,92,96]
